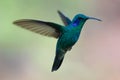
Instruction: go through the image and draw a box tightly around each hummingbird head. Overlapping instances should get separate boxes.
[74,14,102,21]
[72,14,101,26]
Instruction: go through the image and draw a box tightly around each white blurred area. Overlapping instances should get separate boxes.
[0,47,41,80]
[78,0,120,80]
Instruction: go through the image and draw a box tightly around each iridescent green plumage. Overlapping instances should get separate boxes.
[13,11,101,72]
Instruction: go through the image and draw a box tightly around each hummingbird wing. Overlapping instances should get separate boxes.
[57,10,72,26]
[13,19,64,38]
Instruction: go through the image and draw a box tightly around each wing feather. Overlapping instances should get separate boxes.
[57,10,72,26]
[13,19,64,38]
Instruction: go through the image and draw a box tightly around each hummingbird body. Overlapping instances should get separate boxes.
[13,11,101,72]
[52,15,87,71]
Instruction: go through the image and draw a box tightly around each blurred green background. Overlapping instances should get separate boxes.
[0,0,120,80]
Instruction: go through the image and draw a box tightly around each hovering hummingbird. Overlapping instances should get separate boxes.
[13,10,101,72]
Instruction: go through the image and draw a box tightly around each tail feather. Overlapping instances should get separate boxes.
[52,55,64,72]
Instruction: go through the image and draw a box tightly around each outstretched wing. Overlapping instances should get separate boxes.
[57,10,72,26]
[13,19,64,38]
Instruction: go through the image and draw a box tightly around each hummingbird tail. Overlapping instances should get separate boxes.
[51,54,64,72]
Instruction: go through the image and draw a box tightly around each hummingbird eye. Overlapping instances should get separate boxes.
[78,17,82,19]
[79,17,88,20]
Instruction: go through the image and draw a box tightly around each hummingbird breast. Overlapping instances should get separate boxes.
[57,30,80,51]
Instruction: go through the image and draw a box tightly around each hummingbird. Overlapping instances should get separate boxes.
[13,10,101,72]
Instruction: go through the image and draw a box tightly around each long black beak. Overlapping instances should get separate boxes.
[88,17,102,21]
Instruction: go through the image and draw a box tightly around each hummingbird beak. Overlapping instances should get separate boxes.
[88,17,102,21]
